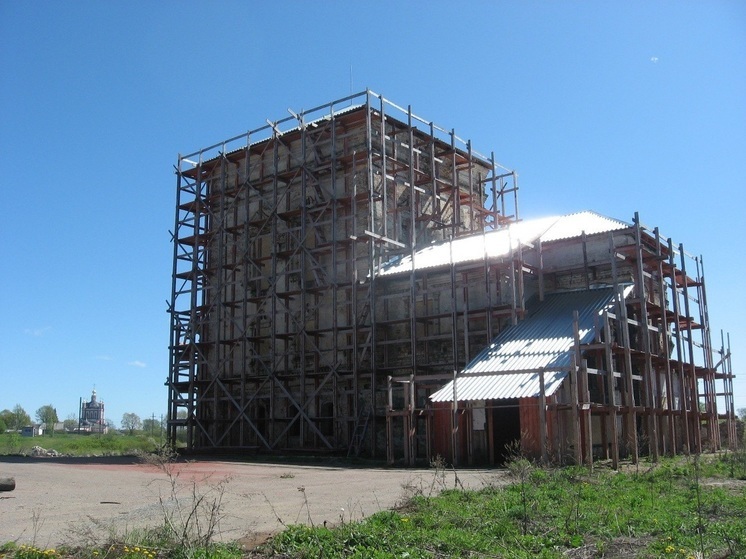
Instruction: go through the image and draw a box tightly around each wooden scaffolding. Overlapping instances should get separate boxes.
[167,90,518,453]
[384,213,737,466]
[167,91,734,464]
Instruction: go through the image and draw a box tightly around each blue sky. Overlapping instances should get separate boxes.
[1,1,744,427]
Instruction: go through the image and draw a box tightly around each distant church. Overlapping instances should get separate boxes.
[80,389,107,433]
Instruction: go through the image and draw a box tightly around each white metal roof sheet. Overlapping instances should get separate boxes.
[432,370,569,403]
[429,287,620,402]
[377,211,630,277]
[539,211,629,242]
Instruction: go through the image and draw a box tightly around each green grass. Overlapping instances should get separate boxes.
[0,541,243,559]
[1,453,745,558]
[0,432,163,456]
[267,455,746,559]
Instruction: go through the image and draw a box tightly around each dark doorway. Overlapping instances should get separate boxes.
[319,401,334,437]
[492,398,521,463]
[256,404,267,439]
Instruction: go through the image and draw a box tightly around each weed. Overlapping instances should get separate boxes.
[4,544,57,559]
[504,441,535,536]
[141,447,229,551]
[427,454,447,495]
[2,433,23,455]
[720,446,746,480]
[3,455,744,559]
[29,509,44,548]
[692,454,705,558]
[397,454,464,510]
[293,486,313,527]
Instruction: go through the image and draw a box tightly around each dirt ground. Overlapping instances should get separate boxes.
[0,456,500,549]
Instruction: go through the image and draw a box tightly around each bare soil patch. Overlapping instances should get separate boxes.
[0,456,498,549]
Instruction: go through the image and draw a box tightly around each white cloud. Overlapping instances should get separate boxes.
[95,355,113,361]
[650,56,659,63]
[24,326,51,337]
[128,360,147,368]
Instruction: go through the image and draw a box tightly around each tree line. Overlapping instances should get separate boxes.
[0,404,57,431]
[121,412,167,436]
[0,404,166,435]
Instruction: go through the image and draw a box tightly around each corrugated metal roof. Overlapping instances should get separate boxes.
[377,211,630,277]
[429,287,620,402]
[539,211,629,242]
[431,370,569,403]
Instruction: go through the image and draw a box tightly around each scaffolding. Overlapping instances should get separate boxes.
[383,212,737,466]
[167,90,518,453]
[167,91,734,465]
[561,214,737,467]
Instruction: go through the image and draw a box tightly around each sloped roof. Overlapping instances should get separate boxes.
[377,211,629,277]
[429,287,620,402]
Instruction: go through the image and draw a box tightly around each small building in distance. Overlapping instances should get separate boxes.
[21,425,43,437]
[79,389,107,433]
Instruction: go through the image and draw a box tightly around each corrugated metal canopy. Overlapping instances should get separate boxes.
[429,287,621,402]
[377,211,629,277]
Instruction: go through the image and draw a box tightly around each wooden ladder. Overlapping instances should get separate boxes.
[347,404,370,458]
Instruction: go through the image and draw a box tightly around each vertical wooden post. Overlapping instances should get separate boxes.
[539,371,548,465]
[425,402,432,463]
[403,381,411,466]
[451,370,459,466]
[487,401,495,465]
[634,213,659,461]
[603,310,620,469]
[655,227,676,456]
[668,238,689,453]
[581,358,593,471]
[466,402,474,466]
[538,238,545,302]
[608,233,637,462]
[582,232,590,290]
[679,243,702,455]
[409,374,416,466]
[617,284,639,464]
[570,354,582,465]
[572,311,584,465]
[386,376,394,465]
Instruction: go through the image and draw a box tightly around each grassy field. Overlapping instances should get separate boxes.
[265,453,746,559]
[1,449,745,559]
[0,431,163,456]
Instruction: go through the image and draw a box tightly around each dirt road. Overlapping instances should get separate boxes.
[0,456,499,549]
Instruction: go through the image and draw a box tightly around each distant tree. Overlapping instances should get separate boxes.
[0,410,12,430]
[143,416,165,437]
[174,409,189,444]
[14,405,32,428]
[121,412,142,435]
[1,405,32,431]
[35,405,59,433]
[738,408,745,421]
[0,417,6,432]
[63,413,78,432]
